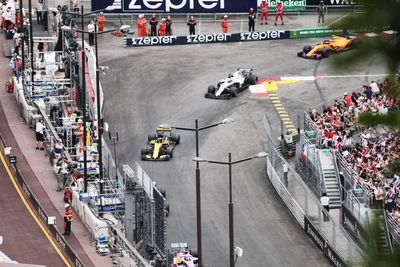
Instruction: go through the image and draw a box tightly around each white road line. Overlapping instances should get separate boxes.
[365,32,378,37]
[280,74,390,80]
[317,74,390,79]
[327,13,352,27]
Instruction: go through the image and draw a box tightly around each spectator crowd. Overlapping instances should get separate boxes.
[307,79,400,223]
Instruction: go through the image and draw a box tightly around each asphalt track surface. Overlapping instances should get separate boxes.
[100,34,386,266]
[0,148,65,266]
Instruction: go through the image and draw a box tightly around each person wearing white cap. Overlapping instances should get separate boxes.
[136,14,147,37]
[97,11,106,35]
[158,18,167,36]
[221,15,228,33]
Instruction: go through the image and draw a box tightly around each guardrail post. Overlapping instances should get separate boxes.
[305,191,308,215]
[333,221,336,247]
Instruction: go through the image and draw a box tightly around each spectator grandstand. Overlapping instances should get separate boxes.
[306,79,400,224]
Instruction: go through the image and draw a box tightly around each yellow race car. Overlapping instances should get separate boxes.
[141,127,180,161]
[297,35,356,59]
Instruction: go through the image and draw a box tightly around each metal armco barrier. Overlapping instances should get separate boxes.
[264,114,362,266]
[124,30,290,46]
[0,135,85,267]
[304,217,347,267]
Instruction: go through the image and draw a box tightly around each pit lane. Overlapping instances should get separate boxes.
[99,35,385,266]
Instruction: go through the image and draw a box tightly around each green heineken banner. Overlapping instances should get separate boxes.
[257,0,306,11]
[290,28,345,38]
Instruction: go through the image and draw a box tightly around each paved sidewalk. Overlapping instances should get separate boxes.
[0,36,111,267]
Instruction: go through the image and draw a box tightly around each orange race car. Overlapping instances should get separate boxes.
[297,35,357,59]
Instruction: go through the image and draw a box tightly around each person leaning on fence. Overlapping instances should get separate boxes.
[321,193,330,221]
[317,0,325,24]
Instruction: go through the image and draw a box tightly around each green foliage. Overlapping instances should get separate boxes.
[363,217,400,267]
[329,0,400,74]
[357,111,400,130]
[328,2,400,265]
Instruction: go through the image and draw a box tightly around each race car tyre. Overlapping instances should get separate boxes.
[229,87,237,97]
[303,45,312,53]
[191,249,198,257]
[166,147,173,158]
[248,74,258,85]
[141,147,147,155]
[207,85,216,94]
[172,133,180,144]
[351,38,361,48]
[321,48,329,58]
[148,134,156,142]
[141,154,147,160]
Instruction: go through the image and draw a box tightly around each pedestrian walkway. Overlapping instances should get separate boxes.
[0,34,111,267]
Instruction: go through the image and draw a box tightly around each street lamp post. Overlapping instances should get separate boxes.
[109,131,119,184]
[28,0,33,83]
[193,151,268,267]
[161,118,234,267]
[18,0,25,71]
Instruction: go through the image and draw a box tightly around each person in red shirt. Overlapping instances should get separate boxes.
[63,204,73,236]
[136,14,147,37]
[275,2,284,26]
[221,15,228,33]
[97,12,106,34]
[158,18,167,36]
[15,11,21,28]
[343,92,352,107]
[259,0,268,25]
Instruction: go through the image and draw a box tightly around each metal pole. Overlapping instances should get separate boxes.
[195,119,202,267]
[19,0,25,71]
[28,0,34,83]
[94,22,104,199]
[228,153,234,267]
[81,6,88,193]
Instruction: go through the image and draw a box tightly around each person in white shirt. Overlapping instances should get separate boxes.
[370,81,380,94]
[320,192,330,221]
[35,119,46,150]
[379,105,388,115]
[87,19,95,46]
[3,7,12,30]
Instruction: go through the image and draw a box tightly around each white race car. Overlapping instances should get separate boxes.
[205,69,258,99]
